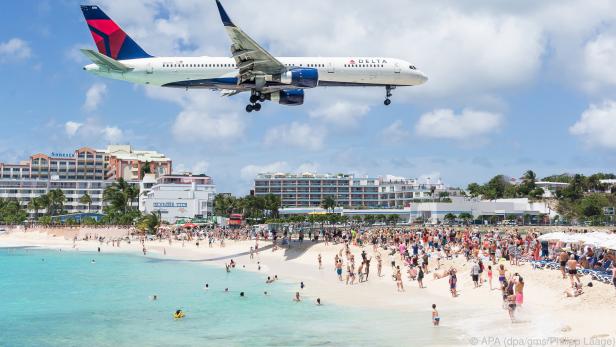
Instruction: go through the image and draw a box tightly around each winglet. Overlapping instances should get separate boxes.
[216,0,235,27]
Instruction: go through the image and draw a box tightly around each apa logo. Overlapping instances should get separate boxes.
[348,59,356,65]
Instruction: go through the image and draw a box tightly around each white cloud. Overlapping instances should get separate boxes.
[240,162,290,181]
[64,121,83,137]
[174,160,209,174]
[263,122,325,151]
[240,161,319,181]
[569,100,616,150]
[143,87,247,143]
[83,83,108,112]
[63,119,125,144]
[309,101,370,127]
[0,38,31,61]
[415,108,503,140]
[583,34,616,91]
[380,121,410,144]
[102,126,124,143]
[171,107,245,142]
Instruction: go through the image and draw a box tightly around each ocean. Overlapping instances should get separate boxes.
[0,247,457,347]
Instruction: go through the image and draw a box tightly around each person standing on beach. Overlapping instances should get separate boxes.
[395,266,404,292]
[431,304,440,326]
[364,257,371,281]
[418,266,425,288]
[318,253,322,269]
[566,257,581,286]
[377,254,383,277]
[471,262,480,288]
[449,270,457,297]
[487,265,493,290]
[559,250,569,279]
[250,246,254,260]
[336,260,343,281]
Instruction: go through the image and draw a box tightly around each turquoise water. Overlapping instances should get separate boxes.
[0,248,456,347]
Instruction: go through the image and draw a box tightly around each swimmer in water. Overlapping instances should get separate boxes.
[264,291,269,296]
[91,259,96,263]
[152,295,158,301]
[240,292,245,297]
[204,283,209,290]
[293,292,301,302]
[316,298,322,305]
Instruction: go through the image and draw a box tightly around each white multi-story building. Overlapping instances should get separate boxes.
[0,144,171,217]
[140,173,216,223]
[0,178,114,214]
[253,172,460,208]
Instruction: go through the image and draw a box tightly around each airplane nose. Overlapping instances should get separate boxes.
[416,71,428,84]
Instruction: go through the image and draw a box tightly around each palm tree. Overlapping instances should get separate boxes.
[138,212,161,234]
[321,196,337,213]
[27,197,42,220]
[79,193,93,213]
[37,194,51,216]
[47,189,65,216]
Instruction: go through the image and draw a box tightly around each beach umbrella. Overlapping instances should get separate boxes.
[182,223,197,228]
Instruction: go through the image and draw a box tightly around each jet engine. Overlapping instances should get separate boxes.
[269,89,304,106]
[280,68,318,88]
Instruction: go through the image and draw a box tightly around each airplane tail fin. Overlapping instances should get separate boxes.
[80,5,152,60]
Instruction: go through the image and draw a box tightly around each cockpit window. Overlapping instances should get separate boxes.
[409,65,416,70]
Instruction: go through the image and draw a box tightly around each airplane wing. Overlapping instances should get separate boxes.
[80,49,133,73]
[215,0,286,85]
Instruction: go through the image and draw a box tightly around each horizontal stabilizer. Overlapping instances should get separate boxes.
[80,48,133,72]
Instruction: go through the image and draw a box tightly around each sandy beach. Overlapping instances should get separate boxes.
[2,227,615,346]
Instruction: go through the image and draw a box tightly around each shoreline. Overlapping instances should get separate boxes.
[2,228,615,346]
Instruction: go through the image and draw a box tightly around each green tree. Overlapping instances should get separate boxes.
[79,193,93,213]
[47,189,66,216]
[578,193,609,218]
[467,183,482,198]
[27,197,43,220]
[444,213,457,223]
[37,194,51,216]
[137,212,161,234]
[386,214,400,225]
[458,212,473,224]
[263,194,281,218]
[0,199,28,224]
[321,196,337,213]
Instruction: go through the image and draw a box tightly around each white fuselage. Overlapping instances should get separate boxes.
[85,56,428,90]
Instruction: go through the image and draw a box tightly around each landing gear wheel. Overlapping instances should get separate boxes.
[246,104,254,113]
[250,95,259,104]
[253,103,262,112]
[384,85,395,106]
[259,94,267,102]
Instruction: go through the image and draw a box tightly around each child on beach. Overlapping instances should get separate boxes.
[487,265,493,290]
[449,270,457,297]
[432,304,440,326]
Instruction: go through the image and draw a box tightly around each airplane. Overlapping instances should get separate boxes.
[80,1,428,113]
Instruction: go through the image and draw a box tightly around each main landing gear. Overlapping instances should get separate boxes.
[246,91,267,113]
[384,85,395,106]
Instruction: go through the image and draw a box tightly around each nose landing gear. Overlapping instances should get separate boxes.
[384,85,395,106]
[246,91,266,112]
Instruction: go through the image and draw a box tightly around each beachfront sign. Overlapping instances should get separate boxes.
[50,152,75,158]
[604,207,615,216]
[153,202,188,208]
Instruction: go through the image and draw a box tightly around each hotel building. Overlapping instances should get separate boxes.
[0,145,172,215]
[0,145,171,181]
[253,173,461,208]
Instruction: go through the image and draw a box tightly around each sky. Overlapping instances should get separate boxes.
[1,0,616,195]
